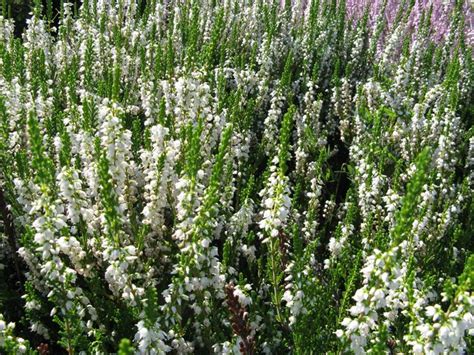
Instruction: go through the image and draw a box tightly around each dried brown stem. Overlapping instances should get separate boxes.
[225,283,255,355]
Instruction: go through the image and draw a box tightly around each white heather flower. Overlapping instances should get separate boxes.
[258,161,291,243]
[233,286,252,307]
[134,320,170,354]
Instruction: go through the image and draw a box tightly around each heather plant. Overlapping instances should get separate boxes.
[0,0,473,354]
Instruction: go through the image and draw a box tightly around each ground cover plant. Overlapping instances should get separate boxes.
[0,0,473,353]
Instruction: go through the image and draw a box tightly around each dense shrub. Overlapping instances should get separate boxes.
[0,0,473,353]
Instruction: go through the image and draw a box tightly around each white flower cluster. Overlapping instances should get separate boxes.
[0,315,27,354]
[134,320,170,355]
[103,244,144,305]
[405,290,474,354]
[282,288,305,326]
[259,158,291,244]
[141,124,179,245]
[0,0,472,353]
[324,220,354,269]
[337,241,414,352]
[263,89,286,156]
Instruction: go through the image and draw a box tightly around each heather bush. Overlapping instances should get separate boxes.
[0,0,473,354]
